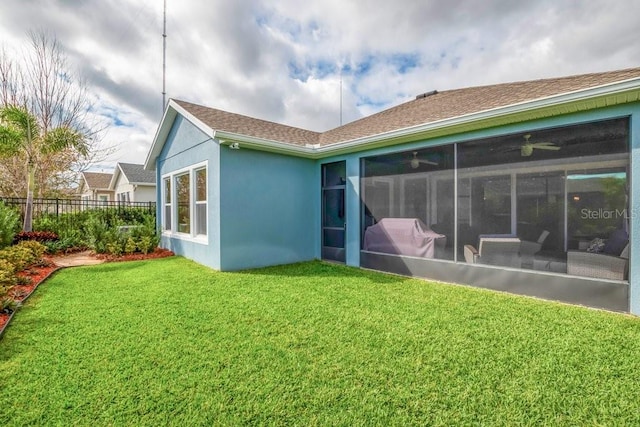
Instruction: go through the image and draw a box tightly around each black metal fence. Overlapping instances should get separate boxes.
[0,197,156,223]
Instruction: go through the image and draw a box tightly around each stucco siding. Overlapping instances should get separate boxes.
[132,186,156,203]
[219,145,317,270]
[157,115,221,269]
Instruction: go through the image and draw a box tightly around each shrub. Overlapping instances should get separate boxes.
[0,258,16,282]
[0,259,18,313]
[130,215,160,254]
[33,215,80,253]
[42,229,85,254]
[0,241,44,273]
[124,237,137,255]
[105,241,123,256]
[0,201,20,250]
[85,215,112,254]
[33,206,157,255]
[138,236,153,255]
[14,230,59,244]
[0,247,30,273]
[16,240,46,260]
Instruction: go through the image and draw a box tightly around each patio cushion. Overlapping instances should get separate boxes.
[603,229,628,255]
[586,238,605,253]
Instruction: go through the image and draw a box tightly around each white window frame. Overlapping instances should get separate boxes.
[161,161,208,243]
[163,177,172,232]
[194,167,207,237]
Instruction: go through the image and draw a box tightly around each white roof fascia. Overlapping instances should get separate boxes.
[108,164,123,190]
[216,131,312,156]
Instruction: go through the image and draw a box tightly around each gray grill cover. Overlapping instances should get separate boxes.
[363,218,444,258]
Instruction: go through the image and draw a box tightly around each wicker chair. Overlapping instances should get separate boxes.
[567,244,629,280]
[464,236,522,268]
[519,230,550,268]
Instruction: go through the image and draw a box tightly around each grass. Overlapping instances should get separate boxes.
[1,257,640,425]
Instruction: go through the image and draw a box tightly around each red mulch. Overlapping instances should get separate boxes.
[95,247,175,262]
[13,261,59,301]
[0,248,174,335]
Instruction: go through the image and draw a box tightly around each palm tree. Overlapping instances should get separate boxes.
[0,104,88,231]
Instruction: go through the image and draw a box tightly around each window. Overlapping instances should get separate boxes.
[162,162,207,239]
[163,177,171,231]
[195,168,207,235]
[176,173,190,234]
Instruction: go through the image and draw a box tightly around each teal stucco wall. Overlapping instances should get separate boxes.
[219,145,318,270]
[156,115,221,269]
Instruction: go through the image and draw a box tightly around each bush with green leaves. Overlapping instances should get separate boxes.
[0,258,18,313]
[0,258,17,289]
[124,237,137,255]
[34,207,158,254]
[129,215,160,254]
[16,240,46,260]
[34,213,87,252]
[0,241,45,273]
[0,201,20,250]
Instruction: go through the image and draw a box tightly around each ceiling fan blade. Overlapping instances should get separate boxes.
[534,146,560,151]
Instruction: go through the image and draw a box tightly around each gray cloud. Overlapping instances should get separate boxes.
[1,0,639,165]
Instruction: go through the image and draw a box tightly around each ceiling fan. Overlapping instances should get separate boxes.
[520,134,560,156]
[409,151,438,168]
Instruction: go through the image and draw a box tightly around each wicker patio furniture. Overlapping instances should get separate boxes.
[464,236,522,268]
[567,243,629,280]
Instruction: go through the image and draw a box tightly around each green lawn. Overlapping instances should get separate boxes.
[2,257,640,426]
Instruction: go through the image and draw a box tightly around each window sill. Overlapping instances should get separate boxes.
[162,231,208,245]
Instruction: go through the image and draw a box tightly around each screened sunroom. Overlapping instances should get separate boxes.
[360,117,630,308]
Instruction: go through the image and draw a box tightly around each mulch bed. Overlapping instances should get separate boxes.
[0,248,174,337]
[95,247,174,262]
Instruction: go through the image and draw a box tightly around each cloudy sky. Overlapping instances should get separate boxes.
[1,0,639,170]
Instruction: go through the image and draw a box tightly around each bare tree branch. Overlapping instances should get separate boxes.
[0,30,111,198]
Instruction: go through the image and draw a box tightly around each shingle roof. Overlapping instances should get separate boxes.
[118,162,156,184]
[175,100,320,146]
[175,67,640,148]
[319,67,640,145]
[82,172,113,190]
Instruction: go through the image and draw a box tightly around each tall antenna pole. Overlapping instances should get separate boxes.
[162,0,167,110]
[339,70,343,126]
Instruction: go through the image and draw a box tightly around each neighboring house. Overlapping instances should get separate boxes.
[110,162,156,203]
[78,171,114,204]
[145,67,640,314]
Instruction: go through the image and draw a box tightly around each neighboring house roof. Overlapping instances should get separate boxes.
[145,67,640,169]
[110,163,156,189]
[81,172,113,191]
